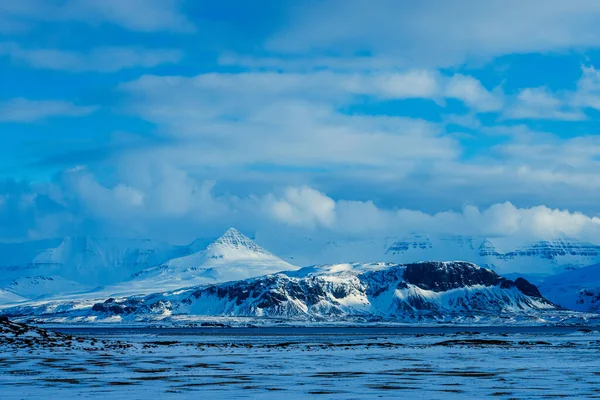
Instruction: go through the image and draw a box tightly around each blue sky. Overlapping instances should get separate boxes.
[2,0,600,243]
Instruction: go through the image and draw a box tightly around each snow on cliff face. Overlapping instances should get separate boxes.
[3,261,555,323]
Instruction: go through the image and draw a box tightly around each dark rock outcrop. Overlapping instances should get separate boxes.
[403,262,504,292]
[514,277,543,298]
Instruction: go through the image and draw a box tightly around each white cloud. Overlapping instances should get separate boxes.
[0,43,182,72]
[217,53,402,72]
[116,70,503,172]
[359,70,441,99]
[119,71,462,170]
[264,188,600,243]
[503,87,585,121]
[6,167,600,247]
[0,0,194,33]
[61,169,145,219]
[266,186,336,229]
[0,98,96,122]
[574,65,600,110]
[63,0,194,33]
[109,70,600,216]
[266,0,600,67]
[445,74,503,112]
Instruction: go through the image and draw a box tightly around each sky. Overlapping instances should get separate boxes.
[2,0,600,244]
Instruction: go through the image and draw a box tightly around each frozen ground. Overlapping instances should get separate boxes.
[2,325,600,399]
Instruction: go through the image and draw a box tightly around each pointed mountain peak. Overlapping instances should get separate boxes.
[220,227,245,239]
[207,228,274,258]
[213,228,254,247]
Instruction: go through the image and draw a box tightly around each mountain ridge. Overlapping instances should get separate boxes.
[0,261,560,324]
[1,229,600,315]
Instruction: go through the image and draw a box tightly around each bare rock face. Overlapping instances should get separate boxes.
[402,262,546,300]
[514,277,544,298]
[402,262,505,292]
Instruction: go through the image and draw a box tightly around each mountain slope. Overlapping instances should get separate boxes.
[267,234,600,275]
[4,276,90,300]
[0,237,192,304]
[0,237,187,286]
[0,229,297,303]
[2,230,600,310]
[0,289,26,304]
[535,263,600,312]
[2,262,560,324]
[121,228,298,294]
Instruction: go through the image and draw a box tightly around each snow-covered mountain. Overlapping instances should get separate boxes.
[1,229,600,316]
[532,263,600,313]
[0,236,190,303]
[2,262,560,324]
[266,234,600,275]
[105,228,298,296]
[0,289,26,304]
[0,229,297,303]
[0,236,187,285]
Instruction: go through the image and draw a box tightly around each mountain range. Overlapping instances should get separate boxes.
[0,228,296,302]
[3,261,564,324]
[267,234,600,275]
[0,228,599,321]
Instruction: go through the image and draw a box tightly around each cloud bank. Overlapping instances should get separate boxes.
[2,167,600,247]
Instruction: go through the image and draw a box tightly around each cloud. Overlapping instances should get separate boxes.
[122,69,498,111]
[0,0,194,33]
[217,53,402,72]
[488,65,600,121]
[0,43,182,72]
[106,69,600,217]
[3,168,600,251]
[116,70,506,172]
[62,0,194,33]
[503,87,586,121]
[0,178,74,241]
[445,74,503,112]
[0,98,96,122]
[574,65,600,110]
[266,0,600,67]
[118,71,461,171]
[266,186,336,229]
[263,187,600,244]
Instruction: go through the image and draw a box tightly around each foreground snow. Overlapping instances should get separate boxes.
[2,324,600,399]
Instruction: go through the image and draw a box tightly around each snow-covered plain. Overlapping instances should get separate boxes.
[2,325,600,399]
